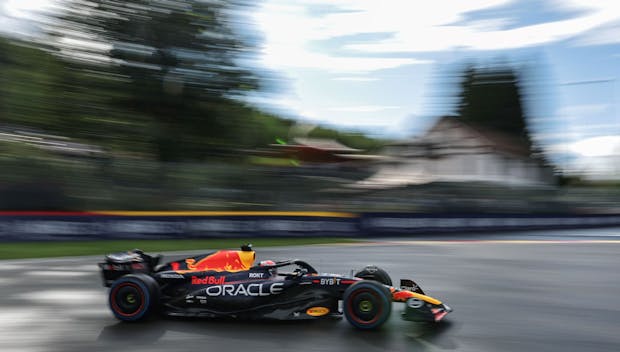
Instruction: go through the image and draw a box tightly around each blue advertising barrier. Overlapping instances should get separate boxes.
[359,213,620,236]
[0,211,619,241]
[0,212,358,241]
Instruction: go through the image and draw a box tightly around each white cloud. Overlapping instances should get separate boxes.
[557,104,610,117]
[1,0,58,35]
[570,135,620,157]
[543,135,620,178]
[295,0,511,41]
[534,121,620,143]
[256,0,620,76]
[244,94,314,119]
[543,141,572,154]
[3,0,55,18]
[328,105,400,112]
[255,1,433,73]
[261,47,430,72]
[468,18,515,31]
[344,1,620,53]
[573,21,620,46]
[332,76,379,82]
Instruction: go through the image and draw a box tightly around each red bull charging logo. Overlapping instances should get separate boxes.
[184,250,254,272]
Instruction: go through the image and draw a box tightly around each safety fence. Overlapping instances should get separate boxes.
[0,211,619,241]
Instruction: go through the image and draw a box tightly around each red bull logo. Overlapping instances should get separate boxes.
[191,276,226,285]
[184,250,255,272]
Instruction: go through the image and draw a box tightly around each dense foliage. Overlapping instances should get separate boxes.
[0,1,382,210]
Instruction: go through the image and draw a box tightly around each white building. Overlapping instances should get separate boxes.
[355,116,554,189]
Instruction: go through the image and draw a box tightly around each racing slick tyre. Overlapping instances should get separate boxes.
[354,265,393,286]
[343,280,392,330]
[109,274,159,322]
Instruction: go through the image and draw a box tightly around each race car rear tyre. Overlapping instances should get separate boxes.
[354,265,393,286]
[109,274,159,321]
[343,280,392,330]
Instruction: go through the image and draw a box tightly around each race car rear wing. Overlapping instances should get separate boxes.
[98,249,161,287]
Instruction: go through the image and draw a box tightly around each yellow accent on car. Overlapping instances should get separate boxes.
[412,292,441,305]
[93,211,357,218]
[393,290,442,305]
[238,250,255,268]
[306,307,330,317]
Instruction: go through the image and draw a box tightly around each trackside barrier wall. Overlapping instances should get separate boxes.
[0,212,619,241]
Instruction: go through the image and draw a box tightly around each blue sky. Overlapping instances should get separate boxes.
[249,0,620,177]
[2,0,619,177]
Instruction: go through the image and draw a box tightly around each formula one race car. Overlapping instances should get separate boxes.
[98,245,451,330]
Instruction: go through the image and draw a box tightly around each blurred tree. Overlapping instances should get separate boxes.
[47,0,260,161]
[307,126,385,151]
[0,36,152,155]
[457,65,531,148]
[0,38,67,131]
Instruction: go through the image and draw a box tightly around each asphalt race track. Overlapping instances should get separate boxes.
[1,228,620,352]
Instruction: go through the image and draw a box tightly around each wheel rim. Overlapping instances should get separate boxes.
[126,294,136,304]
[347,289,382,324]
[111,282,145,317]
[359,300,373,312]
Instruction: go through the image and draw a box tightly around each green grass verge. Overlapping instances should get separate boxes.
[0,237,360,260]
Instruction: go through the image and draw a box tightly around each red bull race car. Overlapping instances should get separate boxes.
[98,245,451,330]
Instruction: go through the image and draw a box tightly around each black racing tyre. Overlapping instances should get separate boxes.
[343,280,392,330]
[354,265,393,286]
[109,274,159,322]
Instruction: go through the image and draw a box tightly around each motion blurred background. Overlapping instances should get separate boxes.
[0,0,618,213]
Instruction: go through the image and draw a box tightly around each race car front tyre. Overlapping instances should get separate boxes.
[343,280,392,330]
[354,265,393,286]
[109,274,159,321]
